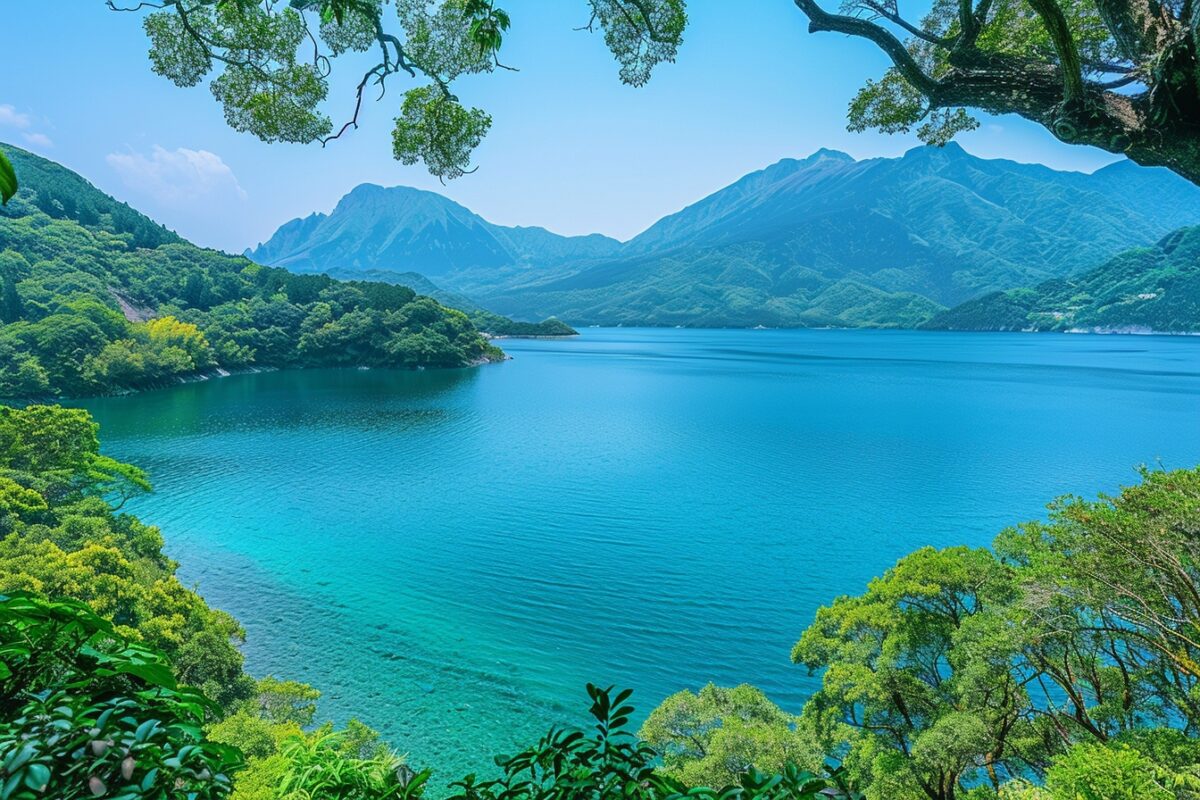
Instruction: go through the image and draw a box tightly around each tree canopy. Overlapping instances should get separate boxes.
[0,145,503,398]
[788,466,1200,800]
[112,0,1199,184]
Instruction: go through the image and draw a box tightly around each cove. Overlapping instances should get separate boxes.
[76,328,1200,779]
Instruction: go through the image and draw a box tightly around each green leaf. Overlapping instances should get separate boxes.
[0,149,16,205]
[22,763,49,792]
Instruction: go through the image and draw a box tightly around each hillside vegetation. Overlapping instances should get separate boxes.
[0,145,503,398]
[924,227,1200,333]
[324,267,577,337]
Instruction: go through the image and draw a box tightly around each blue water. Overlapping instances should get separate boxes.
[78,328,1200,778]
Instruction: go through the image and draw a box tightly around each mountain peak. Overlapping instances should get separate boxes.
[903,141,967,159]
[805,148,854,162]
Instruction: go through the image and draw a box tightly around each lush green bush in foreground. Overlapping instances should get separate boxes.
[1,402,1198,798]
[0,593,241,800]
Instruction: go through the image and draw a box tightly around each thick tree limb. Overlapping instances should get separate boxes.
[932,50,1200,182]
[1094,0,1177,61]
[792,0,938,95]
[1024,0,1086,101]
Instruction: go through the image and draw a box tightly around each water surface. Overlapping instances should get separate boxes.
[79,329,1200,778]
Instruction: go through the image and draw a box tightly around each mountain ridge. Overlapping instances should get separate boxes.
[247,145,1200,328]
[246,183,622,278]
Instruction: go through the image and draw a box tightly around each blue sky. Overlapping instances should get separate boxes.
[4,2,1121,252]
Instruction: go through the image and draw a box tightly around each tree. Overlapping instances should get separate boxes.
[994,467,1200,735]
[788,467,1200,800]
[448,684,837,800]
[112,0,685,182]
[791,546,1037,800]
[798,0,1200,182]
[639,684,822,788]
[112,1,1200,185]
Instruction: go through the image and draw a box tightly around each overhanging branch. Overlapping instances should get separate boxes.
[792,0,938,95]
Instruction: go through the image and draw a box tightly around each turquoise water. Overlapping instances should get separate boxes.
[79,328,1200,779]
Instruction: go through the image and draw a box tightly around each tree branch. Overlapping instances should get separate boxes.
[792,0,938,95]
[1094,0,1177,62]
[1025,0,1086,101]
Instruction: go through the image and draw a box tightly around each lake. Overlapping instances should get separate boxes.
[78,328,1200,780]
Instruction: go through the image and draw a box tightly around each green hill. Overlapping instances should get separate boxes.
[923,226,1200,333]
[0,146,182,249]
[0,143,502,398]
[324,267,577,337]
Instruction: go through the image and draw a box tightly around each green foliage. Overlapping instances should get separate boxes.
[640,684,821,787]
[145,4,333,143]
[1042,744,1169,799]
[0,152,15,206]
[121,1,686,179]
[0,145,501,398]
[588,0,687,87]
[0,404,255,707]
[0,593,241,800]
[786,466,1200,800]
[449,684,837,800]
[792,546,1028,800]
[392,86,492,182]
[925,225,1200,333]
[834,0,1150,149]
[273,732,427,800]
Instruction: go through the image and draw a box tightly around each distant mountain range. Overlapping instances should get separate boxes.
[924,226,1200,333]
[248,183,620,279]
[247,144,1200,328]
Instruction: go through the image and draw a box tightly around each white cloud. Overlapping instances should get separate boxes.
[0,104,53,150]
[0,104,32,130]
[106,145,248,205]
[21,132,53,148]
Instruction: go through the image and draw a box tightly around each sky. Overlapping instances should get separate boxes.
[3,2,1123,253]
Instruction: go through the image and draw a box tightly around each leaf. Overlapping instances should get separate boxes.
[0,149,16,205]
[22,763,50,792]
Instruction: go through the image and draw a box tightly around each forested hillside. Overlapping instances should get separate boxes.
[924,227,1200,333]
[0,145,502,398]
[324,267,578,337]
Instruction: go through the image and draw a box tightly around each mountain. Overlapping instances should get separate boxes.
[923,226,1200,333]
[1,146,182,249]
[246,183,621,279]
[251,145,1200,328]
[476,144,1200,326]
[0,144,504,398]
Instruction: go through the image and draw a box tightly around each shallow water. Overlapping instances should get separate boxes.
[79,328,1200,779]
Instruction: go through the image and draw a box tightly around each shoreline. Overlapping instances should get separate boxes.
[1,357,508,404]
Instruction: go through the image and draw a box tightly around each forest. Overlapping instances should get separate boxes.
[0,145,502,399]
